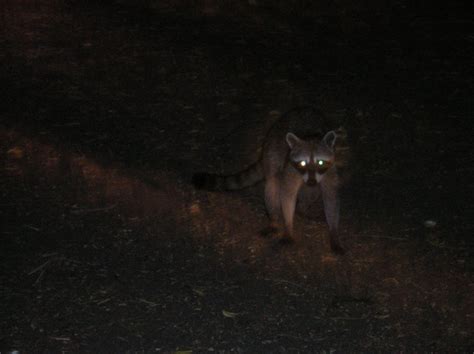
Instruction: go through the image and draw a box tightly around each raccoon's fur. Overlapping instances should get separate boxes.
[193,106,347,254]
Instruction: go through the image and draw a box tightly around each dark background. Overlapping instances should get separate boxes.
[0,0,473,351]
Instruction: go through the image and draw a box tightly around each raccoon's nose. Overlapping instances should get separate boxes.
[306,179,317,186]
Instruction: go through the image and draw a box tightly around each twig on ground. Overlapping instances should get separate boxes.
[28,259,52,275]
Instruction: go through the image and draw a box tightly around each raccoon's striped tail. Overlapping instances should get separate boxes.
[192,161,264,191]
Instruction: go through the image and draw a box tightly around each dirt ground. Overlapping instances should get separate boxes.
[0,1,473,352]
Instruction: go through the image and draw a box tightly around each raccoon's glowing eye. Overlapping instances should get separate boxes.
[299,161,307,167]
[317,160,324,166]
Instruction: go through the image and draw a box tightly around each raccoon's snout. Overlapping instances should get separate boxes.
[306,179,317,186]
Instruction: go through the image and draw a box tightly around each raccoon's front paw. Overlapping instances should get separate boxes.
[271,235,295,250]
[330,242,345,255]
[259,225,279,238]
[278,235,295,245]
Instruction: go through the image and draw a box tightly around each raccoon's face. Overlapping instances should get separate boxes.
[286,131,337,186]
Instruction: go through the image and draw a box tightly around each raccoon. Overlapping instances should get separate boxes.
[193,107,346,254]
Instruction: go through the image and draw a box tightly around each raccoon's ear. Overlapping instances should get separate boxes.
[323,130,337,148]
[286,132,301,148]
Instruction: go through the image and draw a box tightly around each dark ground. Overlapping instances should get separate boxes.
[0,0,473,352]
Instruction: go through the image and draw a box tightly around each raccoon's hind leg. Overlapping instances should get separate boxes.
[260,176,282,238]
